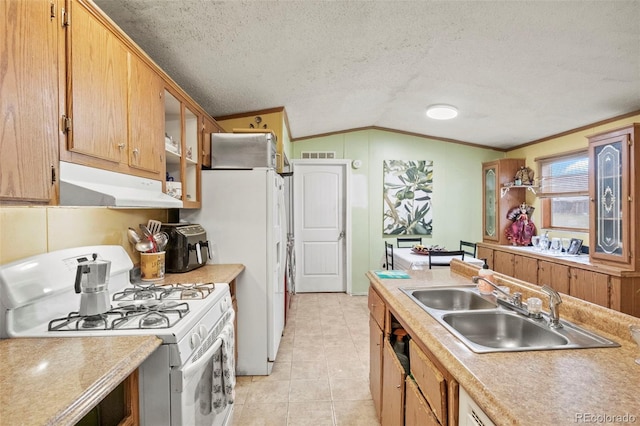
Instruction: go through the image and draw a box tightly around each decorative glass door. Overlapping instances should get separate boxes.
[590,134,629,262]
[483,164,497,240]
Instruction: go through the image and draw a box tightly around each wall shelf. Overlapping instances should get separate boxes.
[500,185,538,198]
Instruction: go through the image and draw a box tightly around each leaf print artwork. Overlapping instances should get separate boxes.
[383,160,433,235]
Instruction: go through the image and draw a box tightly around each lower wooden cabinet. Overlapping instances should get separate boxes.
[381,340,406,426]
[538,261,570,294]
[476,246,494,270]
[368,286,458,426]
[76,370,139,426]
[369,315,384,419]
[514,254,537,283]
[405,377,440,426]
[493,251,514,276]
[409,339,448,425]
[570,268,609,308]
[369,286,385,329]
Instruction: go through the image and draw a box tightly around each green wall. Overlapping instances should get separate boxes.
[292,129,502,294]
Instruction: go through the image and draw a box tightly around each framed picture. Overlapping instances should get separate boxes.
[382,160,433,236]
[567,238,583,255]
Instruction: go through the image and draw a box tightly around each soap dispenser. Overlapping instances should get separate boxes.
[477,259,495,295]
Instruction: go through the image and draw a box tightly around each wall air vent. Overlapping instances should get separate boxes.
[301,151,336,159]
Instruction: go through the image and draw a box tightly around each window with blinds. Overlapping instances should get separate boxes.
[536,150,589,231]
[538,151,589,197]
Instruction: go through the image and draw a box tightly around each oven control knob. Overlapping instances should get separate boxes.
[190,333,201,349]
[198,325,208,339]
[220,297,230,312]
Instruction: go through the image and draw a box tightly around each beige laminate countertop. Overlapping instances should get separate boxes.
[162,263,245,286]
[0,335,161,426]
[368,261,640,425]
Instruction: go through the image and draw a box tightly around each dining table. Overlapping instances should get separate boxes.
[392,247,484,270]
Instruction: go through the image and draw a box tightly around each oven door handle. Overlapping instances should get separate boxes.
[173,337,224,392]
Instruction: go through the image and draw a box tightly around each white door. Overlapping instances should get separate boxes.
[294,161,348,292]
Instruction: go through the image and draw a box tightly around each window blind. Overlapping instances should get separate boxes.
[537,151,589,198]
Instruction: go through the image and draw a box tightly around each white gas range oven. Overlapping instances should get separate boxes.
[0,245,235,426]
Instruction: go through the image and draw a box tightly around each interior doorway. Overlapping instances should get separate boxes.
[293,160,351,293]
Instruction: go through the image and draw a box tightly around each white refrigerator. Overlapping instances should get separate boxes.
[183,167,286,375]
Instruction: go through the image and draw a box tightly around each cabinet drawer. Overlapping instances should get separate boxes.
[409,340,447,425]
[368,287,385,330]
[405,377,440,426]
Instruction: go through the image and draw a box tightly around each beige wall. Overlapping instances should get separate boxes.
[0,207,167,265]
[506,113,640,243]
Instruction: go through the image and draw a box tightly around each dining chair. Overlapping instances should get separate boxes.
[384,242,394,270]
[459,240,477,258]
[428,250,465,269]
[397,237,422,248]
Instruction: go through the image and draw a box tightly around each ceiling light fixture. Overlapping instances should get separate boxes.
[426,104,458,120]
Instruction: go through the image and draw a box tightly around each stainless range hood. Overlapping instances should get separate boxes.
[59,162,183,208]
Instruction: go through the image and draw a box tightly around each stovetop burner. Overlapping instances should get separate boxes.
[47,301,190,331]
[49,311,124,331]
[112,282,216,302]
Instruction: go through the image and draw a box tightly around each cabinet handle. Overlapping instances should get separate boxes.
[396,384,401,389]
[117,143,125,149]
[133,148,140,155]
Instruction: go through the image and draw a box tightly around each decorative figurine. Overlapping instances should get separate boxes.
[514,166,535,186]
[505,203,537,246]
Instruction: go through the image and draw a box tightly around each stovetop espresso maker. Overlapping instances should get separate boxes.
[74,253,111,316]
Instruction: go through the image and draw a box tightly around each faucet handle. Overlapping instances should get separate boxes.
[512,292,523,307]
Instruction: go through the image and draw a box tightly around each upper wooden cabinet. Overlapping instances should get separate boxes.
[164,89,202,208]
[482,159,525,244]
[0,0,60,204]
[128,54,165,174]
[1,0,218,206]
[62,0,163,180]
[588,124,640,269]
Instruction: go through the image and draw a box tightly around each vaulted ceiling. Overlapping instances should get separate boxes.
[95,0,640,149]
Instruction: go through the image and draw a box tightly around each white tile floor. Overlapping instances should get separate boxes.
[231,292,380,426]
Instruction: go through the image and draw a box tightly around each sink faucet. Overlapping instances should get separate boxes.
[471,276,528,316]
[540,285,563,328]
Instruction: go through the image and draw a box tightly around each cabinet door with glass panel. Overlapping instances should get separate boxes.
[483,162,498,242]
[164,89,201,208]
[482,159,525,245]
[588,124,639,267]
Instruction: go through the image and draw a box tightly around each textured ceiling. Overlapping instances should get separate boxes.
[94,0,640,149]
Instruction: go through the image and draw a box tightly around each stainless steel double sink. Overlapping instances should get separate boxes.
[400,286,620,353]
